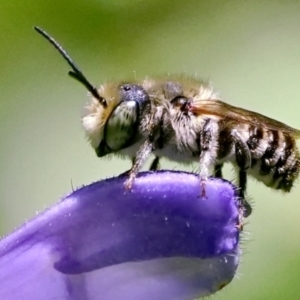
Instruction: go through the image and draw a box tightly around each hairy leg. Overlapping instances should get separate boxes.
[124,140,154,189]
[232,130,252,217]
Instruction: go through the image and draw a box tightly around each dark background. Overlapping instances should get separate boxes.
[1,1,300,299]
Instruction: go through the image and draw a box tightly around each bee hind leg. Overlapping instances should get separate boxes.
[238,169,252,217]
[233,130,252,217]
[199,119,219,197]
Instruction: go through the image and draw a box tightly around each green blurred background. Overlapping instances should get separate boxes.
[1,0,300,299]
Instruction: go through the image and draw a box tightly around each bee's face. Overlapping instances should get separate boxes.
[82,83,150,157]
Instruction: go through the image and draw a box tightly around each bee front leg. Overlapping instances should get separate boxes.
[149,120,164,171]
[124,139,154,189]
[199,119,219,197]
[118,157,136,177]
[149,156,160,171]
[232,130,252,217]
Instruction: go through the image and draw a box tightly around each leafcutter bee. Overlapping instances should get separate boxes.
[35,26,300,217]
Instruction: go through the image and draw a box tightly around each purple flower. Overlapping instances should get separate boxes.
[0,171,241,300]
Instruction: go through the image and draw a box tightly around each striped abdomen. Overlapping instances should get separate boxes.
[218,123,300,192]
[248,126,300,192]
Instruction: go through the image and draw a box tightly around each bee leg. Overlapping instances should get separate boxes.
[124,140,154,189]
[233,130,252,217]
[118,157,136,177]
[149,119,164,171]
[199,119,219,197]
[149,156,160,171]
[238,170,253,218]
[214,163,223,178]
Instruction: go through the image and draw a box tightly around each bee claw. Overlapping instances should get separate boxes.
[236,221,244,231]
[200,178,208,199]
[124,179,132,190]
[238,190,252,218]
[242,201,252,218]
[124,172,136,191]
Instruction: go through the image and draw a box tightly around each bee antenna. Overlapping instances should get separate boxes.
[34,26,107,108]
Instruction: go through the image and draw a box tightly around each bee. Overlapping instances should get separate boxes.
[35,27,300,217]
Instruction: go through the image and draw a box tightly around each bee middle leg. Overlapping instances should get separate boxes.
[199,119,219,196]
[233,130,252,217]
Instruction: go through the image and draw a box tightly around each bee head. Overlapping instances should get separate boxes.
[34,27,149,157]
[83,83,149,157]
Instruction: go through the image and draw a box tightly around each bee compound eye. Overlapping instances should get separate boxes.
[105,101,139,151]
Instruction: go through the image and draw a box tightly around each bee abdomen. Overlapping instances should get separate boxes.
[260,130,280,172]
[247,126,268,161]
[275,157,300,191]
[259,130,300,192]
[217,124,234,160]
[272,133,300,192]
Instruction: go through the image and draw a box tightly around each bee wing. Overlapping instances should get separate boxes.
[190,99,300,138]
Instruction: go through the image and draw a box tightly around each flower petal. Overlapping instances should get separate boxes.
[0,171,241,300]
